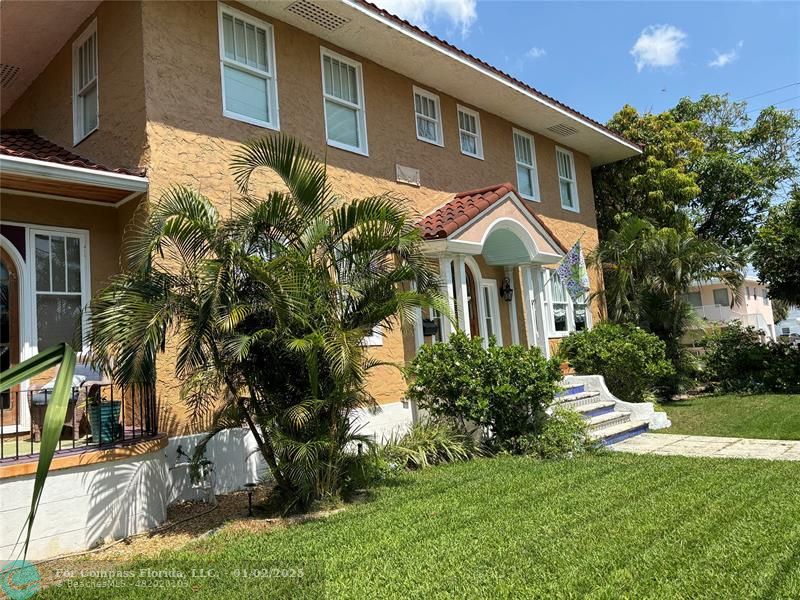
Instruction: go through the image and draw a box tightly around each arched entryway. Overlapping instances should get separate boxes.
[1,246,21,428]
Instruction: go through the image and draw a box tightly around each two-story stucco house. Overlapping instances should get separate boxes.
[0,0,646,558]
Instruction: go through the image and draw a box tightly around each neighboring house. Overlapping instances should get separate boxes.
[0,0,640,558]
[776,306,800,339]
[685,266,777,341]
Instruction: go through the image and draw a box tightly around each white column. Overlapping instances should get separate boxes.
[410,281,425,352]
[520,265,537,348]
[439,256,455,341]
[531,267,551,358]
[476,276,488,345]
[454,256,470,336]
[505,266,520,346]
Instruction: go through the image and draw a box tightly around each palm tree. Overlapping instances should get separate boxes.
[591,214,742,390]
[88,134,446,510]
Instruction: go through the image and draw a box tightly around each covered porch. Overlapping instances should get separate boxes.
[0,129,150,444]
[416,183,590,358]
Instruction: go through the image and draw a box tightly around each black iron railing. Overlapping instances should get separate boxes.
[0,382,158,463]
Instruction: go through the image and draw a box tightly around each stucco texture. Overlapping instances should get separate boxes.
[4,1,606,432]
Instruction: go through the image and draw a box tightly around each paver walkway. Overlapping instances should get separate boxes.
[612,433,800,460]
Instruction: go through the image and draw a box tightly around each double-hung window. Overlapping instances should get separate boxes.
[321,48,368,155]
[218,5,279,129]
[684,291,702,307]
[549,271,570,333]
[513,129,540,200]
[556,147,579,212]
[31,229,89,352]
[72,20,99,144]
[413,87,443,146]
[457,105,483,159]
[713,288,729,307]
[545,269,590,336]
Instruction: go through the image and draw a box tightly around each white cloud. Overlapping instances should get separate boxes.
[709,40,743,68]
[526,47,547,60]
[376,0,477,37]
[630,24,688,72]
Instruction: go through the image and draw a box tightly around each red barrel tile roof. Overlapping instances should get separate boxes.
[0,129,146,177]
[417,182,568,252]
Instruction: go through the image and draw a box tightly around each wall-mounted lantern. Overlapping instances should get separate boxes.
[500,277,514,303]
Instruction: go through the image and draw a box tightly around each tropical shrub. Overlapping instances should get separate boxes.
[406,331,561,452]
[703,322,800,393]
[558,322,675,402]
[88,134,446,512]
[519,408,595,459]
[381,419,482,470]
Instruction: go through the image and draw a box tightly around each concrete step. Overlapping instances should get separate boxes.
[586,411,631,431]
[592,420,649,445]
[556,384,585,397]
[555,391,601,409]
[573,400,617,418]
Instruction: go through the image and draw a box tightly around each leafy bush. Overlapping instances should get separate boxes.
[519,408,596,459]
[406,331,561,452]
[703,322,800,393]
[381,420,482,470]
[557,322,675,402]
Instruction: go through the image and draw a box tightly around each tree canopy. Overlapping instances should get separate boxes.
[593,94,800,250]
[751,188,800,306]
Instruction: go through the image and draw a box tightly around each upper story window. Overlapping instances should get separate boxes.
[72,20,98,145]
[413,87,443,146]
[556,147,579,212]
[713,288,729,307]
[218,5,279,129]
[32,229,89,352]
[457,105,483,159]
[513,129,540,201]
[321,48,368,156]
[762,288,770,305]
[684,291,702,307]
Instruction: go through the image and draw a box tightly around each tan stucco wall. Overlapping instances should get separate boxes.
[136,1,604,422]
[3,0,606,430]
[2,1,147,172]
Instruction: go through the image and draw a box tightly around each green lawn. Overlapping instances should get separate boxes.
[43,453,800,599]
[659,393,800,440]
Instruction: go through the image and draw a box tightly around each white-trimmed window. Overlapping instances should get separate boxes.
[550,271,570,333]
[413,87,443,146]
[363,326,383,347]
[72,20,99,144]
[545,269,590,336]
[481,281,503,345]
[218,5,279,129]
[457,105,483,159]
[556,147,579,212]
[31,229,90,352]
[321,48,368,155]
[513,129,540,200]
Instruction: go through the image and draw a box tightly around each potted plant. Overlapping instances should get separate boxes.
[85,384,122,444]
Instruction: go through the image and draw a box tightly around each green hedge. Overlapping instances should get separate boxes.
[558,322,674,402]
[703,322,800,393]
[406,331,561,453]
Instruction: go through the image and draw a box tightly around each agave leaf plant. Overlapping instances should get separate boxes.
[89,134,448,510]
[0,343,76,558]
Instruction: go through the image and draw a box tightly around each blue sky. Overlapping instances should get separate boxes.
[377,0,800,122]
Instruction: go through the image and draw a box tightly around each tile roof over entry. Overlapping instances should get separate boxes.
[0,129,145,177]
[417,182,568,252]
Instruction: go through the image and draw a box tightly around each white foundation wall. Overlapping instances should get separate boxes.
[353,400,416,442]
[165,429,269,504]
[0,452,169,561]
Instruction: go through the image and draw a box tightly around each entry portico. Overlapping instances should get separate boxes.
[417,183,589,358]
